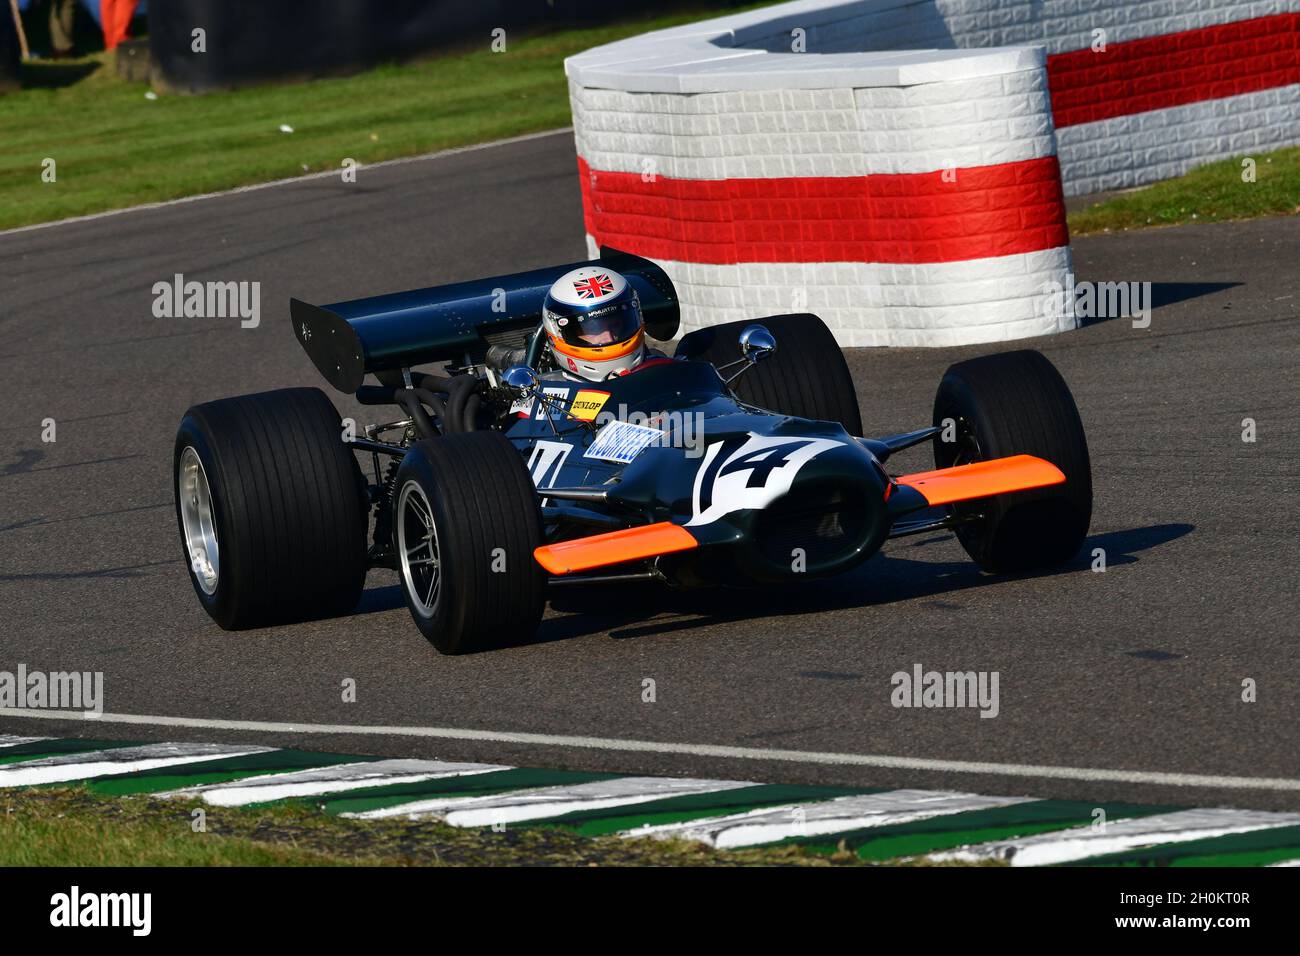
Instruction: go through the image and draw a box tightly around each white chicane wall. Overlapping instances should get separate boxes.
[565,0,1299,347]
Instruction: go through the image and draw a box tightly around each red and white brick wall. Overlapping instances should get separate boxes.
[565,0,1299,346]
[1044,6,1300,196]
[816,0,1300,196]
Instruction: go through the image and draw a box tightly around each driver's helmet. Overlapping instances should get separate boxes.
[541,267,645,381]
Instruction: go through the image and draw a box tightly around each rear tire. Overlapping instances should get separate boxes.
[676,313,863,435]
[391,432,546,654]
[932,350,1092,572]
[173,387,369,628]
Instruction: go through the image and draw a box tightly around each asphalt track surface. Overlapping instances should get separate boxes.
[1,130,1297,811]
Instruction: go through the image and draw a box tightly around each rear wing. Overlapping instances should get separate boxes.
[290,247,680,393]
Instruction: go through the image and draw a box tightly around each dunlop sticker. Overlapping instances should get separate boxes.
[569,389,611,422]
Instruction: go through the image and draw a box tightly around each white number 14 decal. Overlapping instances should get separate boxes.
[687,433,839,527]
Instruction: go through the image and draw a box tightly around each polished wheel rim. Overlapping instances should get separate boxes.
[397,480,441,618]
[178,446,220,595]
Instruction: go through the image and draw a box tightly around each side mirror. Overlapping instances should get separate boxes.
[739,324,776,363]
[502,364,539,393]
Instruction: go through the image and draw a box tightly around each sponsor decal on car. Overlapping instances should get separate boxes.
[527,440,572,507]
[585,420,664,464]
[511,386,571,419]
[568,390,610,422]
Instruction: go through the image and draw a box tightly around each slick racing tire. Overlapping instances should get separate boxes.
[676,313,863,436]
[174,387,369,629]
[932,349,1092,573]
[391,432,546,655]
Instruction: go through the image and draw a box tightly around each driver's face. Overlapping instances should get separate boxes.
[580,328,617,346]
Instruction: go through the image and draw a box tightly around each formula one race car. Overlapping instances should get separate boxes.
[174,249,1091,653]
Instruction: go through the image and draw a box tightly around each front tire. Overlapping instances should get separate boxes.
[173,387,369,628]
[932,350,1092,572]
[392,432,546,654]
[676,313,863,435]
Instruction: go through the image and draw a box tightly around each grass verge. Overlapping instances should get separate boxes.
[0,5,764,231]
[0,786,958,867]
[1068,146,1300,236]
[14,7,1285,239]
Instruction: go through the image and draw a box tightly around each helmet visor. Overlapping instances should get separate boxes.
[556,299,642,349]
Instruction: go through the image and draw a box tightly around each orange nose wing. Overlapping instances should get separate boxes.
[895,455,1066,506]
[534,522,698,575]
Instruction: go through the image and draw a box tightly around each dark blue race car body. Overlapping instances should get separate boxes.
[176,248,1090,652]
[500,356,898,585]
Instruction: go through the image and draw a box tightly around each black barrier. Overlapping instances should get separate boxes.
[149,0,744,93]
[0,4,20,92]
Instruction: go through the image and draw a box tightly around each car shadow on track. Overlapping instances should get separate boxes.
[353,582,406,615]
[1077,281,1241,329]
[532,522,1194,644]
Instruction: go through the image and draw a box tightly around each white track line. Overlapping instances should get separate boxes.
[349,776,754,826]
[0,735,49,748]
[1269,859,1300,867]
[3,708,1299,793]
[161,758,511,807]
[624,789,1035,849]
[0,742,273,787]
[0,128,572,238]
[929,808,1300,867]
